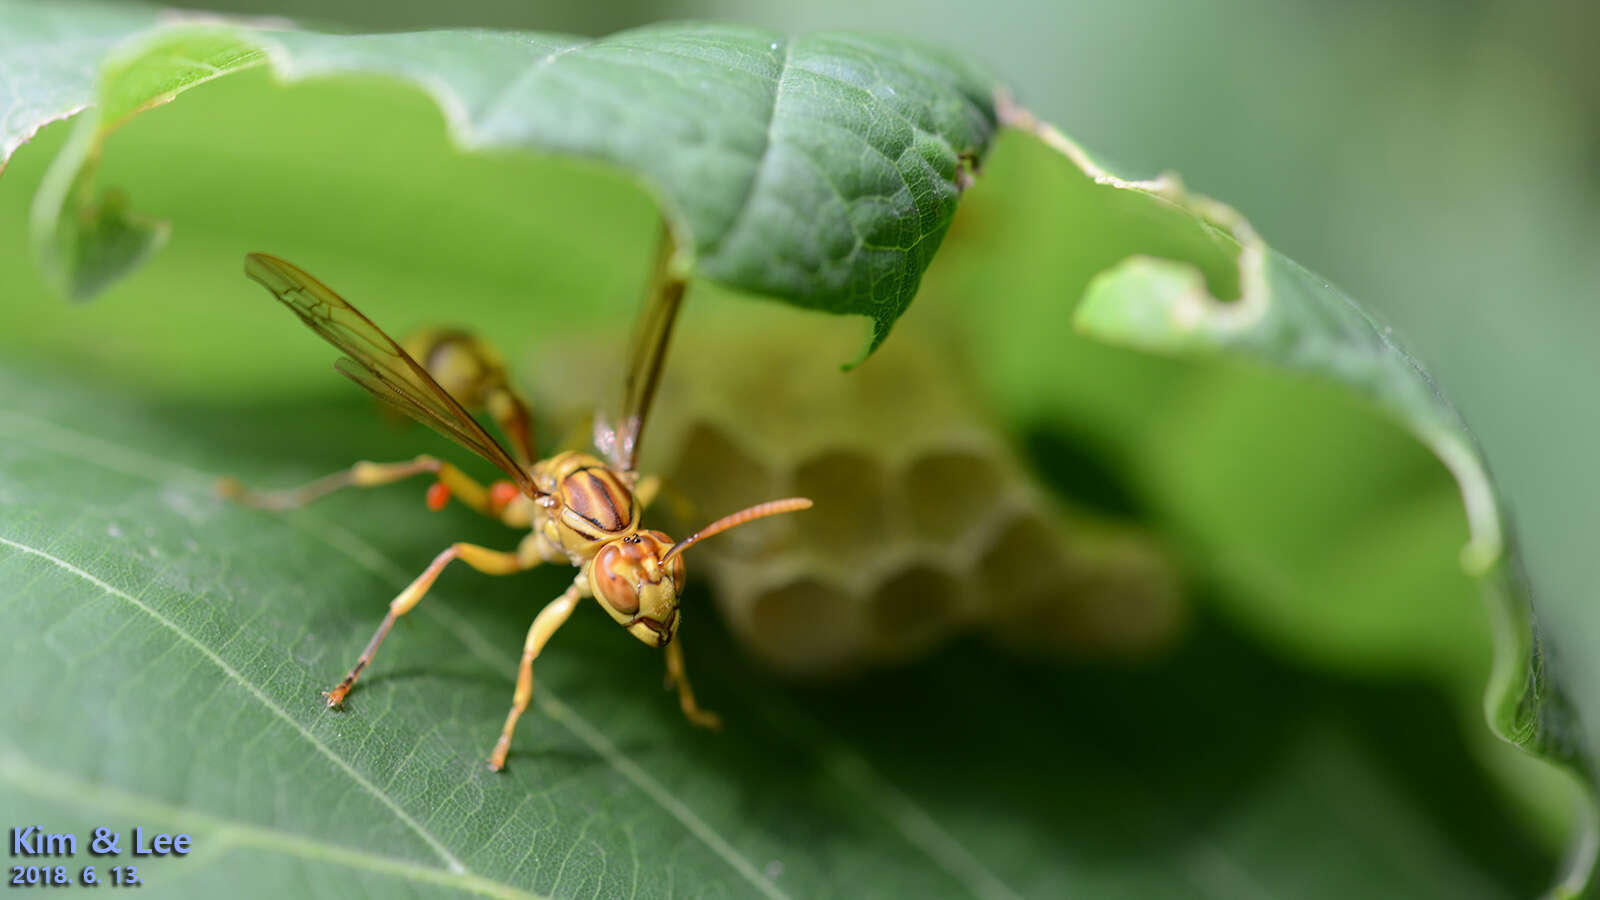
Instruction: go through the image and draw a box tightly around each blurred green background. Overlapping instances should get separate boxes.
[5,0,1597,895]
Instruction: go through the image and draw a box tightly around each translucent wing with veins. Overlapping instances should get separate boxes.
[597,230,686,475]
[243,253,543,499]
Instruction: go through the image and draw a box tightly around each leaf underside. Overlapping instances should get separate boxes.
[5,5,999,356]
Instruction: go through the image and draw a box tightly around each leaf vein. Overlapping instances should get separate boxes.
[706,37,790,257]
[0,533,471,877]
[7,409,787,899]
[476,36,595,130]
[0,748,545,900]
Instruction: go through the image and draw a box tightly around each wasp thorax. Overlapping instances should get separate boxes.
[590,530,685,647]
[531,451,641,556]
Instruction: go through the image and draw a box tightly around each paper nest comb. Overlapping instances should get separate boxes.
[530,309,1184,678]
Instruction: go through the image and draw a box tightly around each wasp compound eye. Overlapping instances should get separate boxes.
[591,541,642,616]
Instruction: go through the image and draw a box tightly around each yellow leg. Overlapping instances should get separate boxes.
[665,639,722,730]
[219,454,496,516]
[324,542,530,708]
[488,578,584,771]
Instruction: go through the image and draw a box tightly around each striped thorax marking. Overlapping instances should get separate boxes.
[533,451,640,556]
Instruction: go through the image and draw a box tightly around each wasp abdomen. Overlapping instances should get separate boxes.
[401,327,508,410]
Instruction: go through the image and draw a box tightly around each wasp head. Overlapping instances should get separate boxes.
[588,530,685,647]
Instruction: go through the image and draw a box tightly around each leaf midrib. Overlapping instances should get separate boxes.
[706,36,789,259]
[0,532,471,876]
[0,747,545,900]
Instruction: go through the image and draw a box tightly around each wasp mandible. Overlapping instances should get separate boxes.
[221,245,811,771]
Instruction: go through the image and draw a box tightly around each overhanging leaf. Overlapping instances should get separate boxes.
[6,3,998,356]
[990,110,1582,779]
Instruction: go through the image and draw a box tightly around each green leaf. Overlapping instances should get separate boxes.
[4,3,998,355]
[0,365,1561,898]
[0,4,1593,896]
[957,106,1598,804]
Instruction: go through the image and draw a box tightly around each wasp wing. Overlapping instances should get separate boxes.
[243,253,541,498]
[600,232,686,474]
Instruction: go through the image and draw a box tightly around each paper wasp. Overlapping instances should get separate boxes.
[221,244,811,771]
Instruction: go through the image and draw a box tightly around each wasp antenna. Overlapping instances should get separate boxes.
[662,497,813,562]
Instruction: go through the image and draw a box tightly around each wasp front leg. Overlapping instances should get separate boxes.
[324,542,535,708]
[664,639,722,730]
[488,575,586,772]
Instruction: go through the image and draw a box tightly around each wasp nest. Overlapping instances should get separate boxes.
[530,309,1183,678]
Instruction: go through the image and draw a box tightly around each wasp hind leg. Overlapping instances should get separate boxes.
[488,576,586,772]
[324,542,532,708]
[220,454,517,520]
